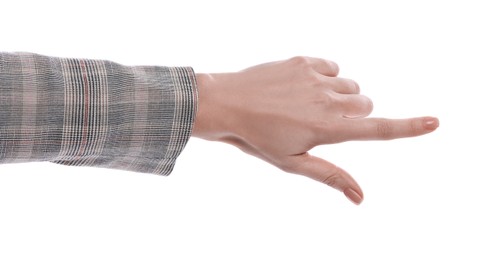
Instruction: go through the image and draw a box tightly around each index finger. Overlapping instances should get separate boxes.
[340,116,439,141]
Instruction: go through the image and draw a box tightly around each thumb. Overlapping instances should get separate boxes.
[286,153,364,205]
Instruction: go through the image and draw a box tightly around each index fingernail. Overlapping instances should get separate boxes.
[423,117,439,130]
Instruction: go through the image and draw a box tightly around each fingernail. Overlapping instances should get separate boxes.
[344,188,363,205]
[423,117,439,131]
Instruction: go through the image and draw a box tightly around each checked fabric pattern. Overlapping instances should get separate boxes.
[0,52,197,175]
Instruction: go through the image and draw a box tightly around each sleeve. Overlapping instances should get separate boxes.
[0,52,198,175]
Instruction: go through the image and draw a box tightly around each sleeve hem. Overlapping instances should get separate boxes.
[152,67,198,175]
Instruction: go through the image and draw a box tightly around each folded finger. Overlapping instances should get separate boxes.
[303,57,340,77]
[321,77,360,94]
[337,94,373,118]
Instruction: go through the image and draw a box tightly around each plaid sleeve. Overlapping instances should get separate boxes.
[0,52,198,175]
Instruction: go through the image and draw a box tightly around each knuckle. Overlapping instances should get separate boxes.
[312,119,331,131]
[306,73,322,86]
[322,169,342,187]
[310,120,332,142]
[289,55,309,64]
[323,175,338,187]
[313,92,336,109]
[409,118,422,136]
[311,119,348,144]
[376,119,394,139]
[341,79,360,94]
[289,56,311,67]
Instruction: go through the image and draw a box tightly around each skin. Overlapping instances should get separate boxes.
[191,56,439,205]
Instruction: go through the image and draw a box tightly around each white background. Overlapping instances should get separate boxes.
[1,0,493,259]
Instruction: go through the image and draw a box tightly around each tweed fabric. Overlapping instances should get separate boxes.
[0,52,198,175]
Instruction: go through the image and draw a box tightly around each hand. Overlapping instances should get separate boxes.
[192,56,439,205]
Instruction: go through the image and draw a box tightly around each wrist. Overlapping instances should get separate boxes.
[192,73,236,141]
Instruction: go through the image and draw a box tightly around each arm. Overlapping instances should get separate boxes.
[192,56,439,205]
[0,52,197,175]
